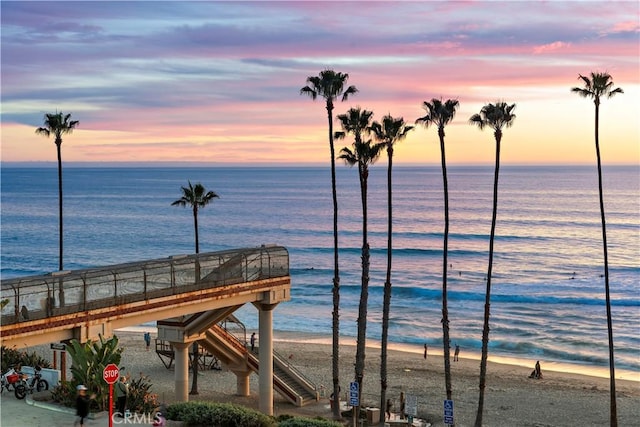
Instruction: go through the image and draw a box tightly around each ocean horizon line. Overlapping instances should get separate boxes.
[2,161,639,169]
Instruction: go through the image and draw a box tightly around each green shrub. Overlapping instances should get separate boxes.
[50,337,158,415]
[1,346,52,373]
[125,372,159,415]
[166,401,276,427]
[51,335,122,411]
[278,417,343,427]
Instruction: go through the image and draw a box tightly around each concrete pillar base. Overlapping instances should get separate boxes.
[172,342,191,402]
[233,369,251,396]
[256,303,277,415]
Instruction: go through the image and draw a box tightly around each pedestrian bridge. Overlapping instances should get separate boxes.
[0,245,313,414]
[1,245,289,346]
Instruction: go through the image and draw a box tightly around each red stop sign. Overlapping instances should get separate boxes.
[103,363,119,384]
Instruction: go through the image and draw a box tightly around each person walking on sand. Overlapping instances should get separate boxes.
[423,343,427,360]
[144,332,151,351]
[74,385,95,426]
[454,343,460,361]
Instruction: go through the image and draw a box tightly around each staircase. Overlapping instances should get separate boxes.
[272,351,318,405]
[198,324,318,406]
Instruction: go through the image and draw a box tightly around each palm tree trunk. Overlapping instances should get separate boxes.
[190,342,199,395]
[56,141,65,308]
[327,105,342,420]
[193,207,199,254]
[440,131,453,403]
[354,165,369,424]
[191,208,200,395]
[474,131,501,427]
[594,101,617,426]
[57,142,63,272]
[379,146,393,424]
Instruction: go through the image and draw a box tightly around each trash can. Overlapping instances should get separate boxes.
[366,408,380,425]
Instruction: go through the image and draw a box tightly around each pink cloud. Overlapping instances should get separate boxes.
[606,20,640,34]
[533,41,571,54]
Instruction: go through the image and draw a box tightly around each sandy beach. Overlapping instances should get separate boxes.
[84,330,639,427]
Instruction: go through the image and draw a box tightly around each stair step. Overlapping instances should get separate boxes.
[203,324,318,406]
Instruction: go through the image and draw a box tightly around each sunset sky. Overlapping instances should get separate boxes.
[1,1,638,165]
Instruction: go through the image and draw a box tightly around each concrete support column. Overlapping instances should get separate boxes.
[173,342,190,402]
[257,303,277,415]
[234,369,251,396]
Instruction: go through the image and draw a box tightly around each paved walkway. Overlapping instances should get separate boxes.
[0,392,122,427]
[1,392,429,427]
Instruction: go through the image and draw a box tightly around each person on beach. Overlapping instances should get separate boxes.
[400,391,406,419]
[74,385,95,426]
[250,332,256,352]
[454,343,460,361]
[115,375,129,417]
[529,360,543,379]
[423,343,427,360]
[144,332,151,351]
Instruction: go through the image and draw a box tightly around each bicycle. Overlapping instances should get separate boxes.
[14,366,49,400]
[0,366,21,394]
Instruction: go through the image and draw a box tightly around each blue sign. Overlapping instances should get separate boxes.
[444,399,454,425]
[349,381,359,406]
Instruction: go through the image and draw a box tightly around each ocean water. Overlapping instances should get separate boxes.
[1,165,639,377]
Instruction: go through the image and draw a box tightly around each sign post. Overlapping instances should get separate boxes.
[406,394,418,424]
[349,382,359,427]
[103,363,119,427]
[444,399,454,426]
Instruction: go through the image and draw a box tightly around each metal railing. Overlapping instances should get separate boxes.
[272,349,318,396]
[1,245,289,325]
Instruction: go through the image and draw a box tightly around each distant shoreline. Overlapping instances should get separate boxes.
[115,326,640,383]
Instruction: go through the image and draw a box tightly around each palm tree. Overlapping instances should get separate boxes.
[35,112,79,272]
[172,180,219,395]
[469,102,516,427]
[370,114,414,423]
[335,106,383,423]
[172,181,219,254]
[300,69,358,418]
[572,72,623,427]
[416,98,459,406]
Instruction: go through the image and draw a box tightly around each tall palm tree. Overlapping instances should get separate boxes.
[335,107,383,423]
[572,72,623,427]
[469,102,516,427]
[172,181,219,254]
[416,98,459,406]
[300,69,358,418]
[370,114,414,423]
[172,180,219,395]
[35,112,79,273]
